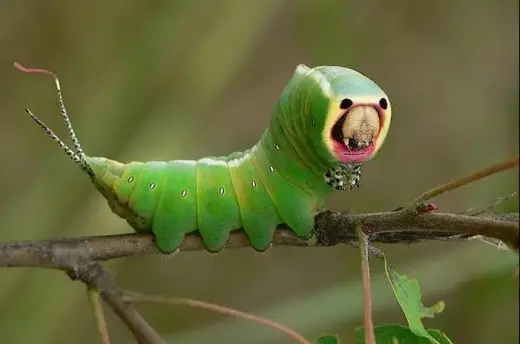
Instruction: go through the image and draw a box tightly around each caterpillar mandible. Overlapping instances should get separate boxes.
[15,63,392,253]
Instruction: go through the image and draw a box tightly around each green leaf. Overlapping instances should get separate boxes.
[383,255,447,344]
[355,324,453,344]
[316,334,339,344]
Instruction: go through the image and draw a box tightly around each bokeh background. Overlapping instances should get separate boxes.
[0,1,518,343]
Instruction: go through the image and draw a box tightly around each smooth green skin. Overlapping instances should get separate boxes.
[86,64,390,253]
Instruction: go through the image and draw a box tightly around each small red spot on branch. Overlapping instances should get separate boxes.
[417,201,439,213]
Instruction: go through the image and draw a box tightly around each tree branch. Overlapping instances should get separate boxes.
[1,211,517,270]
[314,211,519,251]
[1,211,514,344]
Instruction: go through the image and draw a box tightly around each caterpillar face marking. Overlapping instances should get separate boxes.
[329,104,383,163]
[342,106,380,148]
[379,98,388,109]
[340,98,353,109]
[16,62,391,254]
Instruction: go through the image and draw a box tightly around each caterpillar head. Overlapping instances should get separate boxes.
[283,64,391,167]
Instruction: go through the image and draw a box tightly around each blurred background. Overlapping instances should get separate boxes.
[0,1,518,343]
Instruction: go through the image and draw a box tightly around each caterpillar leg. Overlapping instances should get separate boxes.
[154,233,186,254]
[324,163,363,191]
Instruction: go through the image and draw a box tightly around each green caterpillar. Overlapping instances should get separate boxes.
[15,62,391,253]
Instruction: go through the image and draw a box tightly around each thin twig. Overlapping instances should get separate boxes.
[357,225,375,344]
[409,156,519,206]
[69,263,165,344]
[88,287,111,344]
[123,290,311,344]
[461,191,518,216]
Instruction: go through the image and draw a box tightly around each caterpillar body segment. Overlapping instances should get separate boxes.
[147,160,198,252]
[227,151,280,251]
[195,158,242,251]
[16,62,392,254]
[252,134,322,237]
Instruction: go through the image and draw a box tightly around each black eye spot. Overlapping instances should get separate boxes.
[379,98,388,110]
[340,98,353,109]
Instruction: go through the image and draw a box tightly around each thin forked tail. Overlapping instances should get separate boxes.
[14,62,93,177]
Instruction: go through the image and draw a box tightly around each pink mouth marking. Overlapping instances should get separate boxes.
[330,104,384,164]
[332,140,376,163]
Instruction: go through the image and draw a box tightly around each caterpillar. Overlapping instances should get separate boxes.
[15,63,392,253]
